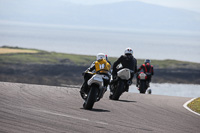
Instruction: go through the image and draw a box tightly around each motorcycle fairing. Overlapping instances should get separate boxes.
[138,72,147,80]
[117,68,131,80]
[87,74,103,88]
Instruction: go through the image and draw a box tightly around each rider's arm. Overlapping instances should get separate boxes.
[88,64,95,72]
[134,58,137,73]
[85,61,95,73]
[137,65,142,72]
[113,56,123,70]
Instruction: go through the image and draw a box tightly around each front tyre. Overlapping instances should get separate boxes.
[83,85,98,110]
[112,80,124,100]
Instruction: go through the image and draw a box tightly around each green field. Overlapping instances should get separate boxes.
[0,46,200,69]
[188,98,200,114]
[1,46,200,85]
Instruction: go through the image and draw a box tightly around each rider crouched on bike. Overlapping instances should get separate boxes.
[80,53,111,99]
[110,47,137,92]
[136,59,154,87]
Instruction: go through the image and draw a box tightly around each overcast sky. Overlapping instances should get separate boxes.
[65,0,200,13]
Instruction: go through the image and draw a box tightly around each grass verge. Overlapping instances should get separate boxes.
[187,98,200,114]
[1,46,200,69]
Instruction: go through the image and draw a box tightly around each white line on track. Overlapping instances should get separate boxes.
[30,108,109,125]
[183,98,200,116]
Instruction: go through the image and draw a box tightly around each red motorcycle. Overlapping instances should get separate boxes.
[137,72,151,94]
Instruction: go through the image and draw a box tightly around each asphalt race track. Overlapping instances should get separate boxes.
[0,82,199,133]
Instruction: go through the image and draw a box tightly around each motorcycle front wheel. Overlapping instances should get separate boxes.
[112,80,124,100]
[83,84,98,110]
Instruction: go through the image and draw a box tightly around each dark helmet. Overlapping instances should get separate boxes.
[144,59,151,64]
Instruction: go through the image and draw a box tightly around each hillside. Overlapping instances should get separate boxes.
[0,1,200,31]
[0,46,200,86]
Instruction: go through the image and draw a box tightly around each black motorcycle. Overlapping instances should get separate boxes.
[109,68,134,100]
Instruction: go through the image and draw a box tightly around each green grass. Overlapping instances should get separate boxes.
[0,52,95,66]
[0,46,200,68]
[148,59,200,69]
[0,46,96,66]
[187,98,200,114]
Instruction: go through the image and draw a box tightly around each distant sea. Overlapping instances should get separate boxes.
[130,83,200,98]
[0,22,200,63]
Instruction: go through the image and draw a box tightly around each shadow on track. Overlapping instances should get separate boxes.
[91,108,110,112]
[116,99,137,103]
[80,108,110,112]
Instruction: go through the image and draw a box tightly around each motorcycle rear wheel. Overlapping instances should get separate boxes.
[139,80,147,94]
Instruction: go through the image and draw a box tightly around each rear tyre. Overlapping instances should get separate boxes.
[83,85,98,110]
[139,80,147,94]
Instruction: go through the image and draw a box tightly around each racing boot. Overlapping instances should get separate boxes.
[136,78,139,87]
[109,85,114,99]
[80,82,88,100]
[147,89,152,94]
[125,85,129,92]
[136,83,138,87]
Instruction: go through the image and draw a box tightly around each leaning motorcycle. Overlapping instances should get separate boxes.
[81,71,110,110]
[109,68,134,100]
[137,72,151,94]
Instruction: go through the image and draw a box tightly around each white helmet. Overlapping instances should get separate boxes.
[124,47,133,55]
[96,53,106,60]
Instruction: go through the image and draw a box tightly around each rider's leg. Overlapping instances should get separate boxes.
[80,73,93,94]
